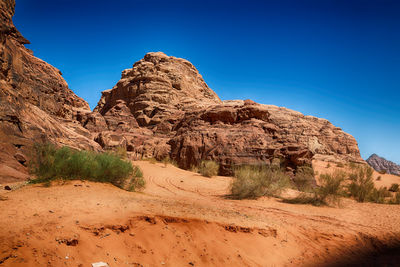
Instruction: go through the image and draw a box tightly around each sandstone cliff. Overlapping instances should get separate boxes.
[88,52,362,175]
[0,0,100,182]
[367,154,400,176]
[0,0,363,181]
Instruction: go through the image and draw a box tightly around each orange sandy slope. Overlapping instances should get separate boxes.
[0,161,399,266]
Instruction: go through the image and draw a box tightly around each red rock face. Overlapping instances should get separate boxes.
[86,53,362,176]
[0,0,100,182]
[0,0,363,181]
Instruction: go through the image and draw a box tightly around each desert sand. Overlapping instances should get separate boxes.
[1,161,400,267]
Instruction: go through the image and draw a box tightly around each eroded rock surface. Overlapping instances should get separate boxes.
[89,53,362,175]
[0,0,363,181]
[0,0,100,182]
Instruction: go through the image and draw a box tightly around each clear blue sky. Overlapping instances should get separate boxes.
[14,0,400,164]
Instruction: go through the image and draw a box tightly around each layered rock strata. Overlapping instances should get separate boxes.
[87,52,362,175]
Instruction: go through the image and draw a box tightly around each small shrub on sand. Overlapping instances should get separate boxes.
[161,156,178,168]
[376,176,382,181]
[368,187,391,204]
[389,183,399,193]
[285,172,345,206]
[230,165,290,199]
[293,165,315,192]
[199,160,219,177]
[190,165,199,174]
[347,166,375,202]
[29,143,145,191]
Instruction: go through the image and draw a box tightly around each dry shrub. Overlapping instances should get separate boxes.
[161,156,178,168]
[389,183,399,192]
[285,171,345,206]
[199,160,219,177]
[230,165,290,199]
[347,166,375,202]
[293,165,315,192]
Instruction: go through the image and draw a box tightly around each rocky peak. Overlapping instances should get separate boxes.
[94,52,221,128]
[366,154,400,175]
[0,0,99,182]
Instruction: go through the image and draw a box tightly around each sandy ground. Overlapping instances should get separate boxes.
[0,161,400,267]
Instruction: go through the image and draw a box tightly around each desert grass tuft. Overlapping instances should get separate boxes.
[230,165,290,199]
[284,171,345,206]
[199,160,219,177]
[29,143,145,191]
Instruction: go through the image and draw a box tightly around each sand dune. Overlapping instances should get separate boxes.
[0,161,400,266]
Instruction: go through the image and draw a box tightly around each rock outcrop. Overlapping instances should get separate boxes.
[88,52,362,176]
[367,154,400,176]
[0,0,363,181]
[0,0,100,182]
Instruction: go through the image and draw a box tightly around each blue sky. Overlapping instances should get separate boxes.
[14,0,400,163]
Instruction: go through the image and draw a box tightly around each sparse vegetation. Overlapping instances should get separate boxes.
[161,156,178,168]
[368,187,391,204]
[114,145,128,159]
[199,160,219,178]
[376,176,382,181]
[347,166,375,202]
[230,165,290,199]
[190,165,199,174]
[285,172,345,206]
[389,183,399,192]
[29,143,145,191]
[293,165,315,192]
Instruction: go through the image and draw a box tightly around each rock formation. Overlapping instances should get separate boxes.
[367,154,400,176]
[0,0,100,182]
[0,0,363,181]
[87,52,362,176]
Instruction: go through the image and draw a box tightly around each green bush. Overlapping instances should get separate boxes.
[284,172,345,206]
[199,160,219,177]
[389,183,399,192]
[29,143,145,191]
[293,165,315,192]
[230,165,290,199]
[347,166,375,202]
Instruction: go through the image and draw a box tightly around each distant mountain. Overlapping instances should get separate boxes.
[366,154,400,176]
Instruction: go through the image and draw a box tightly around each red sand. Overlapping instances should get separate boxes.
[0,161,399,266]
